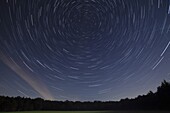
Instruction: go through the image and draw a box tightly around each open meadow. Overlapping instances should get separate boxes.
[2,111,170,113]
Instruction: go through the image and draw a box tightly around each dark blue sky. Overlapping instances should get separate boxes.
[0,0,170,101]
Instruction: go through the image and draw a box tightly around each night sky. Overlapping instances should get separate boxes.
[0,0,170,101]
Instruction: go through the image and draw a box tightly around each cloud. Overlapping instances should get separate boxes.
[0,51,54,100]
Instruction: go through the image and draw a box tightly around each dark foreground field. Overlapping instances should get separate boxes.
[2,111,170,113]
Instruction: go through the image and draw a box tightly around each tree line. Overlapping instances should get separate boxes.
[0,80,170,111]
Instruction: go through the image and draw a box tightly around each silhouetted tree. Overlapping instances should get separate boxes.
[33,98,44,110]
[0,80,170,111]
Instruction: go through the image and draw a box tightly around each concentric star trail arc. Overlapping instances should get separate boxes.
[0,0,170,101]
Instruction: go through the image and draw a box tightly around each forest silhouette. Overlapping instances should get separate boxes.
[0,80,170,111]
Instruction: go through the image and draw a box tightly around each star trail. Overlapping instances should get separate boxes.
[0,0,170,101]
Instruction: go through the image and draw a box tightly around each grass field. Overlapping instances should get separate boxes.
[1,111,170,113]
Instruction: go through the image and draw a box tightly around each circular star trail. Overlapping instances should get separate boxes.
[0,0,170,101]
